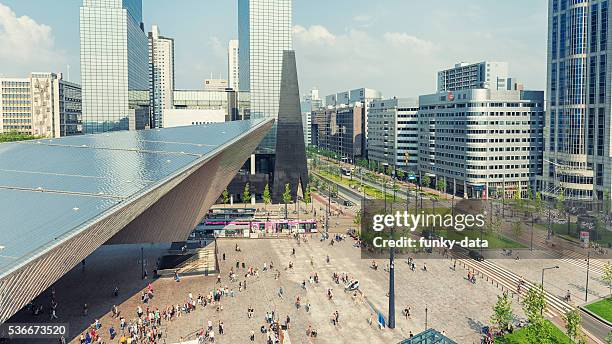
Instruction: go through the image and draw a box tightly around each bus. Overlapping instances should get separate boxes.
[204,207,257,220]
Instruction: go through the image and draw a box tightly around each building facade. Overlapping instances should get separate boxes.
[418,88,544,199]
[203,79,229,91]
[228,39,240,91]
[0,73,82,137]
[311,104,364,161]
[301,87,322,146]
[80,0,149,133]
[437,61,509,92]
[238,0,292,153]
[162,109,226,127]
[173,90,250,121]
[368,98,419,173]
[542,0,612,202]
[148,25,174,128]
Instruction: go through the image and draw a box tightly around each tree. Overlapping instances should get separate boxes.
[535,192,543,217]
[422,175,431,189]
[491,293,514,331]
[522,285,551,343]
[563,308,586,343]
[222,188,229,205]
[512,220,523,238]
[436,178,446,193]
[262,183,271,208]
[396,169,405,180]
[604,261,612,296]
[605,190,611,214]
[282,183,292,219]
[303,187,311,212]
[242,183,251,207]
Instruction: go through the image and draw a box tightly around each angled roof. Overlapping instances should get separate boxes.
[0,119,269,278]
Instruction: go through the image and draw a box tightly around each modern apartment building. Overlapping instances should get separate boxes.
[148,25,174,128]
[542,0,611,202]
[0,73,82,137]
[418,88,544,199]
[80,0,149,133]
[437,61,510,92]
[228,39,240,91]
[238,0,292,153]
[368,98,419,174]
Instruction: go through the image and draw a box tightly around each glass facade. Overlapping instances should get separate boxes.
[545,0,610,200]
[80,0,149,133]
[238,0,292,153]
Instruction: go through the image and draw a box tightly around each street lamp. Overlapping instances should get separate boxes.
[585,251,591,302]
[541,265,559,315]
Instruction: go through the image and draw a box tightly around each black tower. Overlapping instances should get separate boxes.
[272,50,309,202]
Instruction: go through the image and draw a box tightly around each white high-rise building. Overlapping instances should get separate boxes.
[238,0,292,153]
[80,0,149,133]
[148,25,175,128]
[368,98,419,173]
[228,39,240,91]
[300,87,322,145]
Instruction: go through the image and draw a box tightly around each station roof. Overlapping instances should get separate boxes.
[0,119,268,277]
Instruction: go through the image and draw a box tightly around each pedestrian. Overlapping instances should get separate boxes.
[50,308,58,320]
[223,253,226,261]
[217,275,221,284]
[218,321,224,335]
[250,330,255,341]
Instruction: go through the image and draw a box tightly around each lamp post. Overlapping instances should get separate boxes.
[388,229,395,329]
[541,266,559,314]
[585,251,590,302]
[425,306,428,330]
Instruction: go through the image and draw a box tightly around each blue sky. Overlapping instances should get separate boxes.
[0,0,547,98]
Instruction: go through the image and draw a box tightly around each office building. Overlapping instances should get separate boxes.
[203,78,228,91]
[238,0,292,153]
[148,25,175,128]
[162,109,225,127]
[0,73,82,137]
[368,98,419,173]
[542,0,611,201]
[418,87,544,199]
[301,87,322,145]
[228,39,240,90]
[80,0,150,133]
[437,61,509,92]
[311,103,365,161]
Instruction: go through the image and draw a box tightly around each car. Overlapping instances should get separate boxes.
[469,250,484,261]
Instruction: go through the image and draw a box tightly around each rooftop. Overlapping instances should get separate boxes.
[0,119,269,277]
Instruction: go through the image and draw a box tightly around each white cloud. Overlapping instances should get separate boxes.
[0,3,65,72]
[293,24,441,97]
[383,32,437,54]
[293,25,336,45]
[352,15,371,22]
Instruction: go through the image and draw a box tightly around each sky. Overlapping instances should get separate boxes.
[0,0,548,98]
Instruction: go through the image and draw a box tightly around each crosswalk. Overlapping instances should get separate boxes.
[453,252,574,319]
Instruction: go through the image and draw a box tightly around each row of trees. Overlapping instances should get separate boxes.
[220,182,312,219]
[491,286,588,343]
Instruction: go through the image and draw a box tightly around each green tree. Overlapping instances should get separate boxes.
[512,220,523,238]
[491,293,514,331]
[242,183,251,207]
[422,175,431,189]
[436,178,446,193]
[303,187,311,212]
[556,190,565,212]
[262,183,271,208]
[535,192,543,216]
[603,261,612,296]
[396,169,405,180]
[563,308,586,343]
[605,190,611,214]
[282,183,292,219]
[222,188,230,205]
[353,210,362,225]
[522,285,551,343]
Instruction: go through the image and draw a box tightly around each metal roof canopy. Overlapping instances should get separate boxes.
[0,119,270,278]
[398,329,458,344]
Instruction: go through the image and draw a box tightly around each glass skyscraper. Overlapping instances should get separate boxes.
[544,0,611,201]
[238,0,292,153]
[80,0,150,133]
